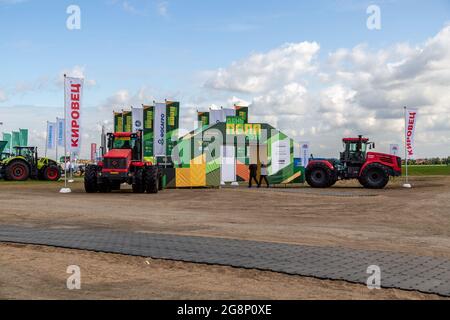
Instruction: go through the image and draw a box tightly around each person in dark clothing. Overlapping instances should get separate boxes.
[258,163,269,188]
[248,163,258,188]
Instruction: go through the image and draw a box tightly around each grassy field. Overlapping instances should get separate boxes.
[403,165,450,176]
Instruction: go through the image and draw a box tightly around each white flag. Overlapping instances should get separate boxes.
[223,108,235,119]
[56,117,65,147]
[132,106,144,132]
[47,122,56,150]
[209,109,224,124]
[405,109,418,157]
[389,144,400,156]
[301,142,310,167]
[65,76,84,156]
[153,102,167,156]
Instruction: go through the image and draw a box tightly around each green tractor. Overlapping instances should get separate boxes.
[0,146,61,181]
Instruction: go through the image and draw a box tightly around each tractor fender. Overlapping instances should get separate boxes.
[307,160,334,170]
[360,161,389,176]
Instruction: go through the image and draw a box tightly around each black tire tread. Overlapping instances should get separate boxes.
[5,159,30,181]
[144,166,159,194]
[306,163,335,188]
[84,165,99,193]
[359,163,390,189]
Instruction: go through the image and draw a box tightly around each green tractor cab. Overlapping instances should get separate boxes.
[0,146,61,181]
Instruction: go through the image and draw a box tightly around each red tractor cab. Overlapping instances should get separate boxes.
[306,136,402,189]
[84,131,162,193]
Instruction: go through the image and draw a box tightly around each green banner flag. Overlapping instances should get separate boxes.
[123,111,132,132]
[2,133,12,153]
[166,101,180,157]
[19,128,28,147]
[235,106,249,123]
[12,131,20,149]
[0,141,7,154]
[198,112,210,127]
[114,112,123,133]
[143,105,154,158]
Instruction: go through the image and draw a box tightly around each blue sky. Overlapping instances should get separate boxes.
[1,0,450,157]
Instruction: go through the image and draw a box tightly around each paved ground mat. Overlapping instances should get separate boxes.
[0,225,449,296]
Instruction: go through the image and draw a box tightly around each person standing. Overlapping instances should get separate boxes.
[248,163,258,188]
[258,162,269,188]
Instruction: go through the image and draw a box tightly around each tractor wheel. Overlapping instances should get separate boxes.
[84,165,99,193]
[42,165,61,181]
[144,166,159,194]
[132,169,145,193]
[5,160,30,181]
[359,163,389,189]
[306,164,334,188]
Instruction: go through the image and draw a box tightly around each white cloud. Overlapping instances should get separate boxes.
[204,25,450,157]
[157,1,168,17]
[9,65,96,97]
[205,42,320,93]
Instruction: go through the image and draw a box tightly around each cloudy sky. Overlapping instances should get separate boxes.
[1,0,450,158]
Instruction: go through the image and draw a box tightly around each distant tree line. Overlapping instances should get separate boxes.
[404,157,450,165]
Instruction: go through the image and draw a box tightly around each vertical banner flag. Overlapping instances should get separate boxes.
[123,110,132,132]
[154,102,167,156]
[114,112,123,133]
[405,109,418,157]
[132,106,144,132]
[19,129,28,147]
[0,141,7,154]
[47,122,56,150]
[223,108,235,120]
[390,144,400,156]
[166,101,180,157]
[210,109,224,124]
[235,106,249,123]
[90,143,97,162]
[12,131,20,149]
[301,142,310,167]
[56,118,65,147]
[197,112,210,127]
[143,105,154,158]
[65,76,84,156]
[2,133,12,153]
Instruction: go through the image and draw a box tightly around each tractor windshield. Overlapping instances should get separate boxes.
[346,142,367,154]
[112,136,137,150]
[14,148,35,159]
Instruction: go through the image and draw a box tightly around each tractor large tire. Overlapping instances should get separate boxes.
[5,159,30,181]
[132,169,145,193]
[84,165,99,193]
[42,165,61,181]
[306,163,335,188]
[359,163,389,189]
[144,166,159,194]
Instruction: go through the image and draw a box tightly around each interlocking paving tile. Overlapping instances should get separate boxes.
[0,225,449,297]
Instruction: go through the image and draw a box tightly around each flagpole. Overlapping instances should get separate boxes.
[60,74,71,193]
[64,75,68,189]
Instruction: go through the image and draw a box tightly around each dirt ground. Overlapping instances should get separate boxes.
[0,243,443,300]
[1,176,449,299]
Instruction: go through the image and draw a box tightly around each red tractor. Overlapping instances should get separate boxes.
[84,131,163,193]
[305,136,402,189]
